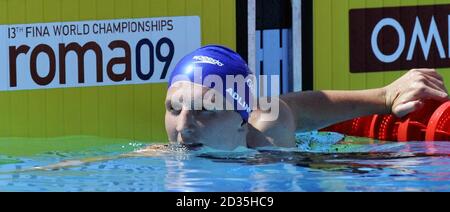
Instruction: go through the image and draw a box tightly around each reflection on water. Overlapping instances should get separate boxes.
[1,132,450,191]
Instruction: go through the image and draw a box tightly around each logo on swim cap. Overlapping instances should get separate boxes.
[193,55,224,67]
[226,88,252,114]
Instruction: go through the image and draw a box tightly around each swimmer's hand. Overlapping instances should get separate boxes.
[383,69,449,118]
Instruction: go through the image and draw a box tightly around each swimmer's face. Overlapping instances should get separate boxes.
[165,81,248,150]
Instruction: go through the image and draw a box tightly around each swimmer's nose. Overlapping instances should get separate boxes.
[176,109,196,137]
[179,128,195,137]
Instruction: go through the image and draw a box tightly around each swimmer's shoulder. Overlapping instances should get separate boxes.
[248,98,296,148]
[249,97,296,131]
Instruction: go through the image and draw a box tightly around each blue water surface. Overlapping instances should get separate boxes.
[1,132,450,192]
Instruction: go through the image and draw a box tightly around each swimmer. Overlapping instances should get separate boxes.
[162,45,449,151]
[28,45,449,171]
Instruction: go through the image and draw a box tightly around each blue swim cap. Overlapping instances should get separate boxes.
[168,45,254,123]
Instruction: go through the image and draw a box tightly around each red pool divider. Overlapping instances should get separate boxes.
[397,100,441,142]
[426,101,450,141]
[320,100,450,142]
[369,115,400,141]
[321,115,374,138]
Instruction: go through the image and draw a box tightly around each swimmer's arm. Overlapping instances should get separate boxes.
[30,145,168,171]
[31,155,131,171]
[281,69,449,132]
[281,88,388,132]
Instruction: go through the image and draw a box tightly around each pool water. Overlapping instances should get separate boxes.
[1,132,450,192]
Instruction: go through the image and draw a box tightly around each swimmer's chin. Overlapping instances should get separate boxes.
[183,143,204,150]
[170,141,250,152]
[169,141,204,151]
[196,145,254,153]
